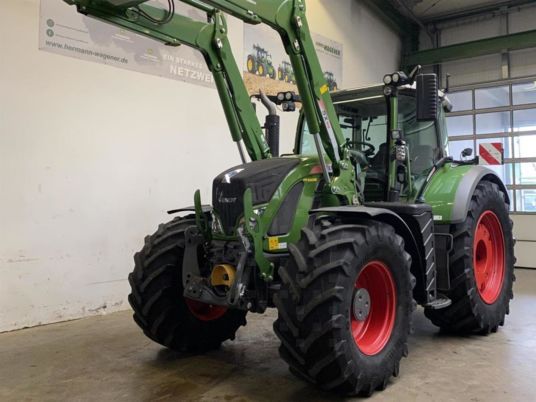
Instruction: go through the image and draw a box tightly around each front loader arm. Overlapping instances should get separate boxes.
[64,0,270,161]
[196,0,347,167]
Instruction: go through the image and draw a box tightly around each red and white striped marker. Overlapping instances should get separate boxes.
[479,143,504,166]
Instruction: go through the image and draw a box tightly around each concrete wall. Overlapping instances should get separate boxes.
[0,0,401,332]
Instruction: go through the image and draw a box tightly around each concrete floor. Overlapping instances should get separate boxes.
[1,269,536,402]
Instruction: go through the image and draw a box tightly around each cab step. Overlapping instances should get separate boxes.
[425,295,452,310]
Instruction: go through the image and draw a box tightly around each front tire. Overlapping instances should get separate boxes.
[425,180,515,334]
[128,216,247,352]
[274,217,414,396]
[246,55,255,73]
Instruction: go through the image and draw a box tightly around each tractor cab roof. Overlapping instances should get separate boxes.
[331,83,452,112]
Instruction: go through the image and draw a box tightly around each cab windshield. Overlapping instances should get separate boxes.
[299,93,441,200]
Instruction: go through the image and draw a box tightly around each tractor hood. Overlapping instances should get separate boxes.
[212,158,300,235]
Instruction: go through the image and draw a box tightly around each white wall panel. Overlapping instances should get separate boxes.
[509,7,536,34]
[511,48,536,79]
[511,215,536,269]
[443,54,503,86]
[440,18,502,47]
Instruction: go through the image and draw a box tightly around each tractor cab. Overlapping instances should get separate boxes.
[296,82,450,203]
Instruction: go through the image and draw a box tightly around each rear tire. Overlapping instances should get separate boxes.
[425,181,515,334]
[274,217,414,396]
[128,216,247,352]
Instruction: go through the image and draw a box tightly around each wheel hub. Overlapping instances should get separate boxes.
[473,210,505,304]
[351,260,397,356]
[353,288,371,321]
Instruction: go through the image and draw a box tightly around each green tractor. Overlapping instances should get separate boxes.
[66,0,515,397]
[247,44,276,79]
[324,70,338,91]
[278,60,295,84]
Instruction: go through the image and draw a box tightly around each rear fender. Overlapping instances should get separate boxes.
[423,165,509,224]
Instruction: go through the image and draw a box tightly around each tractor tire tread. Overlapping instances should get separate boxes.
[425,180,515,334]
[274,217,414,396]
[128,215,246,352]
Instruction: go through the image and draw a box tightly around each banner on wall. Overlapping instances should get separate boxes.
[39,0,215,88]
[243,24,343,95]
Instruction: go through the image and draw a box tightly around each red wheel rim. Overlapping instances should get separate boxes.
[185,299,227,322]
[473,210,505,304]
[351,261,397,356]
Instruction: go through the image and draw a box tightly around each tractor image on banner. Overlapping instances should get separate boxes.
[278,60,295,84]
[324,70,338,91]
[64,0,515,397]
[246,44,275,79]
[242,21,342,96]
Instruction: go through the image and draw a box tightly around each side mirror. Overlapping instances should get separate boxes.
[416,74,439,122]
[461,148,473,158]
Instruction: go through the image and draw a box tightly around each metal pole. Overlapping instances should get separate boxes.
[237,141,247,164]
[313,133,331,185]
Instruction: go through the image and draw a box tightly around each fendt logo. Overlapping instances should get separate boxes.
[218,191,237,204]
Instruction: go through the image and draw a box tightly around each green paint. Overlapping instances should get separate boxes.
[405,29,536,67]
[422,163,473,223]
[194,189,211,239]
[243,189,274,280]
[388,95,398,194]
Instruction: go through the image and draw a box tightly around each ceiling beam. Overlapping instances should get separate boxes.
[404,29,536,67]
[420,0,536,23]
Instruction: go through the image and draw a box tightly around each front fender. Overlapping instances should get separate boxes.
[423,164,509,224]
[311,206,421,263]
[311,205,427,303]
[310,206,419,253]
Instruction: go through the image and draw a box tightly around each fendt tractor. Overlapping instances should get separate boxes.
[247,44,276,79]
[66,0,515,396]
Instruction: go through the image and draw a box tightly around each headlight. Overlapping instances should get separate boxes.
[383,74,392,85]
[253,207,266,216]
[392,73,400,83]
[211,213,224,234]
